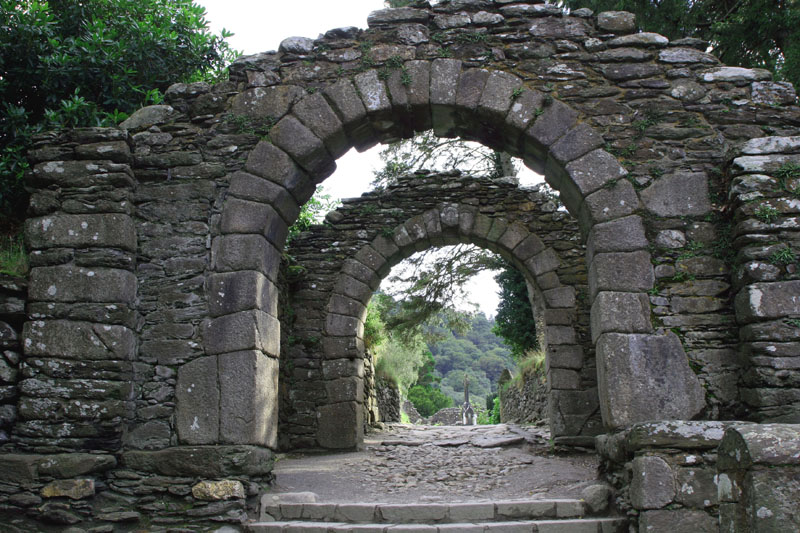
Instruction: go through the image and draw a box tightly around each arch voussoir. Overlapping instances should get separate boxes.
[244,141,315,206]
[291,91,349,158]
[269,114,336,179]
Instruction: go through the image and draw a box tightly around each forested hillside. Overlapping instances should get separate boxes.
[426,313,515,408]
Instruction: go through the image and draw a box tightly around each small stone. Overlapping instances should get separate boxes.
[41,479,95,500]
[119,105,175,131]
[700,67,772,83]
[279,37,314,55]
[607,32,669,48]
[597,11,635,33]
[631,456,675,509]
[191,480,246,501]
[581,483,611,513]
[655,230,686,249]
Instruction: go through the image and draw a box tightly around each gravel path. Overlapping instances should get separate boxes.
[267,424,600,504]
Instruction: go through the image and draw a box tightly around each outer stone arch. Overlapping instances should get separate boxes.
[203,58,702,449]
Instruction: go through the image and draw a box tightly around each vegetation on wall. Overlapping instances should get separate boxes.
[561,0,800,89]
[492,262,539,360]
[0,0,238,223]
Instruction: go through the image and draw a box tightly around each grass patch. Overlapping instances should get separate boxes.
[0,234,27,277]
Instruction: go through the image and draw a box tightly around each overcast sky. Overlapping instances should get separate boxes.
[197,0,522,316]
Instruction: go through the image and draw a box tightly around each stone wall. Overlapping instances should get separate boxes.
[598,421,736,532]
[375,378,401,423]
[0,276,24,445]
[499,365,548,425]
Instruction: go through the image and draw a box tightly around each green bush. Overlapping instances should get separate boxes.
[0,0,237,220]
[407,384,454,417]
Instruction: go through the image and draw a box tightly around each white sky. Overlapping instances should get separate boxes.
[198,0,545,316]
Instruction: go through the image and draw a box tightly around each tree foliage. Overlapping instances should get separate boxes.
[561,0,800,89]
[373,130,517,189]
[492,261,539,359]
[0,0,237,219]
[407,384,454,417]
[385,244,502,341]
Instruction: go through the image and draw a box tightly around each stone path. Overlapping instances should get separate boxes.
[267,424,600,504]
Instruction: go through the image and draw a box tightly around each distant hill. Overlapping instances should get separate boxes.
[426,313,516,407]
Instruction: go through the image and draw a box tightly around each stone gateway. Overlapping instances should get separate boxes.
[0,1,798,531]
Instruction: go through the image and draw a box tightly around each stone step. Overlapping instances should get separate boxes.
[260,499,592,524]
[245,518,628,533]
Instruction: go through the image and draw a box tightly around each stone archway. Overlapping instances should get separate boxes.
[9,2,800,529]
[282,172,597,449]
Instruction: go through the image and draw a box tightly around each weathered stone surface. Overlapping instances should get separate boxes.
[528,17,590,39]
[639,510,717,532]
[367,7,430,26]
[700,67,771,82]
[741,135,800,155]
[599,62,663,81]
[586,216,647,259]
[659,48,718,64]
[269,115,336,179]
[317,401,362,449]
[219,350,278,448]
[208,271,278,318]
[596,332,705,429]
[631,456,675,509]
[29,266,136,304]
[735,281,800,323]
[119,105,175,130]
[589,250,654,299]
[430,59,462,136]
[719,424,800,470]
[354,70,392,118]
[228,170,301,223]
[478,71,522,122]
[560,149,627,210]
[230,86,304,120]
[590,292,653,342]
[122,445,275,477]
[597,11,635,33]
[751,81,797,106]
[292,92,348,158]
[526,100,578,154]
[323,79,373,150]
[244,141,314,204]
[41,479,95,500]
[221,197,288,247]
[549,123,604,164]
[640,172,711,217]
[176,355,219,445]
[211,234,281,281]
[23,320,135,360]
[627,421,729,451]
[607,32,669,48]
[579,179,639,229]
[279,37,314,55]
[204,310,280,357]
[192,479,246,501]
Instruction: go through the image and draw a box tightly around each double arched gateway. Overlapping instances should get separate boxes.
[5,2,800,531]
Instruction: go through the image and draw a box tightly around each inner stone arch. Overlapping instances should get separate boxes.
[280,172,597,450]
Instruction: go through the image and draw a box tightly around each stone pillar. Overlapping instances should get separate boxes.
[730,137,800,423]
[21,128,139,451]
